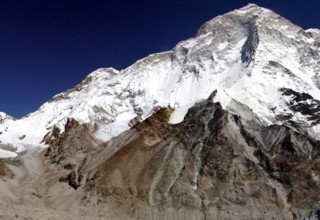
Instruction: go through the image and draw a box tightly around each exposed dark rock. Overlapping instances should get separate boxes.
[303,206,320,220]
[39,95,320,219]
[44,118,99,165]
[279,88,320,125]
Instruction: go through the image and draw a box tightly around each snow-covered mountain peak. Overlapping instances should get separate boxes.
[0,112,7,120]
[197,4,271,36]
[48,67,119,104]
[86,67,119,79]
[0,112,13,124]
[1,5,320,155]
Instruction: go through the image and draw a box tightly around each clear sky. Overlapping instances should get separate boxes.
[0,0,319,118]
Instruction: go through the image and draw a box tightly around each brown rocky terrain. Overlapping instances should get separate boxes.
[0,93,314,219]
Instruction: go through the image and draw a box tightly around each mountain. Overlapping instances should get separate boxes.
[2,4,320,152]
[0,112,13,124]
[0,3,319,219]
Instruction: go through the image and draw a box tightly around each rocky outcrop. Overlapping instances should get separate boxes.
[44,118,99,164]
[303,206,320,220]
[39,93,320,219]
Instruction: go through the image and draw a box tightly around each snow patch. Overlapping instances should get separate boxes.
[0,149,17,158]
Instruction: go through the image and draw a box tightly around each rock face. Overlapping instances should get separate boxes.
[40,93,320,219]
[303,207,320,220]
[0,3,320,220]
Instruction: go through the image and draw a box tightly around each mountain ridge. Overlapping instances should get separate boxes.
[1,3,320,155]
[0,4,319,219]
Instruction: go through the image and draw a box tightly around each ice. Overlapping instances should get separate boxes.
[0,149,17,158]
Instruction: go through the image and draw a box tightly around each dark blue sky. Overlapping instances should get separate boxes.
[0,0,319,118]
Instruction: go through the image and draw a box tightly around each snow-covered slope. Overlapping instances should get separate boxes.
[1,4,320,155]
[0,112,13,124]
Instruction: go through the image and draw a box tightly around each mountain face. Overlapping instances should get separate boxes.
[0,3,319,219]
[43,96,320,219]
[1,4,320,151]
